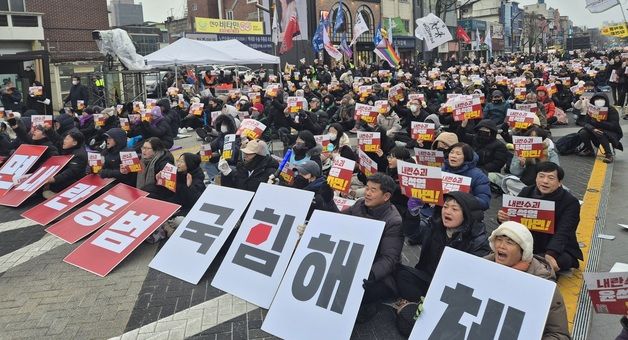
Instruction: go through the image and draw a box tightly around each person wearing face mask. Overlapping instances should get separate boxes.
[170,153,206,216]
[99,128,135,186]
[577,93,623,163]
[218,139,278,192]
[321,94,337,117]
[321,123,356,167]
[572,81,597,126]
[463,119,509,174]
[536,86,557,127]
[289,160,337,218]
[483,90,511,127]
[551,80,573,112]
[63,76,89,110]
[288,130,322,168]
[43,131,88,198]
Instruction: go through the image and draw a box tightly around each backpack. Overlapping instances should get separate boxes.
[555,132,583,155]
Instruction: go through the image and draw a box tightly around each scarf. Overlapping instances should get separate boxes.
[512,260,531,272]
[136,150,164,189]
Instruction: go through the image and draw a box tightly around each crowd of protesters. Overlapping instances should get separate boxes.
[0,47,626,339]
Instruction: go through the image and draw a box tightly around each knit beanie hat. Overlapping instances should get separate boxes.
[432,131,459,150]
[489,221,534,262]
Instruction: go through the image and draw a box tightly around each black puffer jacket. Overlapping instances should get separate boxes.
[172,166,206,215]
[584,93,623,149]
[221,154,278,192]
[50,144,88,192]
[138,118,174,149]
[465,119,509,173]
[99,128,136,186]
[158,99,180,139]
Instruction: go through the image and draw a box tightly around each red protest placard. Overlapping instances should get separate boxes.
[287,96,306,113]
[374,100,390,114]
[506,109,537,129]
[397,160,443,205]
[156,163,177,192]
[515,103,538,114]
[388,83,405,101]
[145,98,157,111]
[355,103,378,124]
[408,93,425,102]
[279,164,295,185]
[314,134,331,154]
[326,156,355,194]
[21,175,113,225]
[29,86,43,97]
[221,134,237,161]
[357,131,381,152]
[77,100,85,111]
[357,149,378,177]
[433,80,445,91]
[501,195,556,234]
[200,144,212,162]
[94,114,106,127]
[248,92,261,104]
[411,122,436,142]
[333,196,357,211]
[190,103,205,116]
[513,136,545,158]
[414,149,445,168]
[0,144,48,196]
[587,103,608,121]
[46,183,148,243]
[31,115,53,129]
[88,152,103,173]
[514,87,527,101]
[141,110,152,123]
[513,77,526,88]
[0,155,73,207]
[452,96,482,121]
[120,151,142,173]
[236,119,267,140]
[133,101,144,113]
[63,197,180,276]
[441,172,471,194]
[584,271,628,315]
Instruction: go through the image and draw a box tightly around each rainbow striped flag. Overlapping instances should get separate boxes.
[373,38,400,67]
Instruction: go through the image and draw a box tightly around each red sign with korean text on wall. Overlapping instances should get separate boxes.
[501,195,556,234]
[0,144,47,196]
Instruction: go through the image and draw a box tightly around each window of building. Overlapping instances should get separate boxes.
[9,0,25,12]
[356,5,374,43]
[226,10,234,20]
[0,0,8,11]
[192,3,197,11]
[329,2,353,42]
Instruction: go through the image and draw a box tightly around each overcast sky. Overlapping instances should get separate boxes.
[136,0,626,28]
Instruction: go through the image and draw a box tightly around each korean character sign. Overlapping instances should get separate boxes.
[141,110,152,123]
[262,210,386,340]
[31,115,53,130]
[441,172,471,194]
[145,98,157,111]
[506,109,537,129]
[513,77,527,88]
[248,92,261,104]
[433,80,446,91]
[177,94,185,108]
[452,96,482,121]
[200,144,212,162]
[167,87,179,96]
[374,100,390,114]
[546,83,557,96]
[88,152,103,173]
[583,271,628,315]
[156,163,177,192]
[515,103,538,114]
[357,131,381,153]
[560,77,572,86]
[326,156,356,194]
[189,102,204,116]
[513,136,544,158]
[128,114,140,125]
[120,151,142,173]
[314,134,332,154]
[212,183,315,308]
[221,134,237,162]
[236,119,266,140]
[514,87,527,101]
[587,103,608,122]
[388,83,405,101]
[116,104,124,115]
[29,86,43,97]
[409,248,556,340]
[279,164,295,185]
[333,196,357,212]
[495,76,509,86]
[408,93,425,102]
[501,195,556,234]
[287,96,305,113]
[357,150,378,177]
[150,185,254,284]
[77,100,85,111]
[397,160,444,205]
[411,122,436,142]
[94,113,106,127]
[358,85,373,98]
[119,117,130,132]
[0,144,48,196]
[354,103,378,125]
[266,84,280,97]
[414,149,445,168]
[132,101,144,113]
[570,83,585,95]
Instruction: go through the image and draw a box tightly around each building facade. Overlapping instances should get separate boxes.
[382,0,414,63]
[109,0,144,27]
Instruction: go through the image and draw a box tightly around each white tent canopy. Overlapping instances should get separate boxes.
[144,38,280,67]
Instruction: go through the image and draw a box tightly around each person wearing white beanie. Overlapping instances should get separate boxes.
[488,221,534,266]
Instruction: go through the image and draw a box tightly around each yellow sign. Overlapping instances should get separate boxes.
[601,23,628,38]
[195,17,264,35]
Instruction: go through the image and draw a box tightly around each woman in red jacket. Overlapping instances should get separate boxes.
[537,86,557,127]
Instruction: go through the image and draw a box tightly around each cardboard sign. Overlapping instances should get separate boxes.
[414,149,445,168]
[501,195,556,234]
[357,149,378,177]
[140,111,152,123]
[190,103,204,116]
[31,115,53,129]
[200,144,212,162]
[212,183,314,308]
[388,84,405,101]
[397,160,443,205]
[587,103,608,121]
[409,247,556,340]
[354,103,378,124]
[513,136,544,158]
[94,114,106,127]
[0,144,47,196]
[87,152,103,174]
[22,175,113,226]
[221,134,237,161]
[515,103,538,113]
[441,172,471,194]
[156,163,177,192]
[120,151,142,173]
[433,80,445,91]
[145,98,157,111]
[77,100,85,111]
[374,100,390,114]
[506,109,537,129]
[0,155,73,207]
[149,185,254,284]
[29,86,43,97]
[64,197,180,276]
[236,119,266,140]
[326,156,355,194]
[357,131,381,152]
[408,93,425,102]
[133,101,144,113]
[333,197,356,211]
[411,122,436,142]
[119,117,130,131]
[279,163,295,185]
[45,184,148,243]
[452,96,482,121]
[584,271,628,315]
[514,87,527,101]
[262,210,385,340]
[314,135,332,154]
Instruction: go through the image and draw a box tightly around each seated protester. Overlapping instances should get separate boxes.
[201,113,240,180]
[289,130,323,168]
[483,90,510,127]
[179,97,205,130]
[218,139,278,192]
[500,95,546,144]
[552,79,573,112]
[377,103,403,139]
[78,106,98,141]
[171,153,206,215]
[332,94,356,132]
[0,122,11,156]
[9,121,59,169]
[289,101,323,135]
[124,137,174,201]
[289,160,338,218]
[486,222,571,340]
[99,128,135,186]
[463,119,509,174]
[53,113,78,148]
[572,81,597,126]
[396,191,490,302]
[577,93,623,163]
[263,91,290,147]
[137,106,174,150]
[321,94,337,119]
[44,131,88,197]
[307,97,328,133]
[158,98,180,140]
[431,131,458,152]
[497,162,582,273]
[537,86,557,127]
[386,147,416,241]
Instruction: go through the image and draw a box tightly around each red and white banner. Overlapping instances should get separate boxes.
[501,195,556,234]
[0,155,73,207]
[200,144,212,162]
[411,122,436,142]
[414,149,445,168]
[441,172,471,194]
[433,80,445,91]
[388,83,405,101]
[397,160,443,205]
[408,93,425,102]
[584,271,628,315]
[22,175,113,225]
[514,87,527,101]
[495,76,509,86]
[513,77,526,88]
[46,183,148,243]
[513,136,544,158]
[357,149,378,177]
[333,196,357,211]
[145,98,157,111]
[64,197,180,277]
[156,163,177,192]
[314,134,331,154]
[326,156,355,194]
[236,119,267,140]
[190,103,204,116]
[287,96,307,113]
[94,114,106,127]
[88,152,103,174]
[587,103,608,121]
[374,100,390,114]
[0,144,48,196]
[357,131,381,152]
[452,96,482,121]
[354,103,378,124]
[515,103,538,113]
[506,109,537,129]
[120,151,142,173]
[31,115,53,129]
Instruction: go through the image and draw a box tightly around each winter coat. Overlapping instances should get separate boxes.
[138,119,174,149]
[466,119,509,174]
[377,112,403,137]
[12,124,59,169]
[509,140,560,186]
[265,97,290,130]
[344,199,403,293]
[221,155,278,192]
[583,93,623,149]
[50,144,88,192]
[99,128,136,186]
[443,153,492,210]
[63,84,89,109]
[302,176,339,219]
[519,185,583,263]
[137,150,174,200]
[172,166,206,215]
[482,101,510,126]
